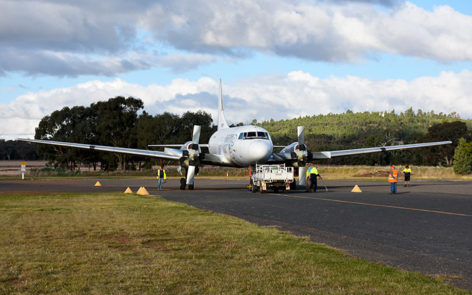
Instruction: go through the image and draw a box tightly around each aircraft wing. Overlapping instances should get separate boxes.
[18,138,181,160]
[148,144,209,148]
[148,144,183,147]
[311,141,452,159]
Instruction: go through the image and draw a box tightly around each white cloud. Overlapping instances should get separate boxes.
[141,0,472,62]
[0,0,139,52]
[157,54,217,73]
[0,0,214,76]
[1,1,472,76]
[1,71,471,139]
[0,48,216,77]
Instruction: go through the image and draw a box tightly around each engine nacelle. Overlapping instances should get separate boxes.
[179,141,202,167]
[280,142,307,161]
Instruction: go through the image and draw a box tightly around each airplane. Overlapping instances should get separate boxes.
[19,80,452,189]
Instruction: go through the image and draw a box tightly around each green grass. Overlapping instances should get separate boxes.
[319,165,472,181]
[4,164,472,182]
[0,193,469,294]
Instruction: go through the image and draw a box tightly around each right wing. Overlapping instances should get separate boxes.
[18,138,181,160]
[311,141,452,159]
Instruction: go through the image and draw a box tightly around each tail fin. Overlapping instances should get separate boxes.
[217,79,229,130]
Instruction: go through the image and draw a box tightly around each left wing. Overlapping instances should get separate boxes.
[18,138,181,160]
[149,144,209,148]
[311,141,452,159]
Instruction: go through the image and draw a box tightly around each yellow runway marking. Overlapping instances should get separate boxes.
[276,194,472,217]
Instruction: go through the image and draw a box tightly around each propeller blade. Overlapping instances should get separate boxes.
[298,166,306,186]
[192,125,201,144]
[186,165,196,185]
[297,126,305,145]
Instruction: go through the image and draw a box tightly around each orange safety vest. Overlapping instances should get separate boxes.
[388,168,398,183]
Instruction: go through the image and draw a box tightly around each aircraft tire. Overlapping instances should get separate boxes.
[180,178,186,190]
[188,184,194,190]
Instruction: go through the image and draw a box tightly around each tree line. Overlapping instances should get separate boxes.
[258,109,472,167]
[2,98,471,172]
[32,96,215,170]
[0,140,41,161]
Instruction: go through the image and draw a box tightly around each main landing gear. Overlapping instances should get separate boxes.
[179,177,194,190]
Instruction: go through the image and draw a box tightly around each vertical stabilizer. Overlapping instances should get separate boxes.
[217,79,229,130]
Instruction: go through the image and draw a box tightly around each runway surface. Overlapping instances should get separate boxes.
[1,177,471,289]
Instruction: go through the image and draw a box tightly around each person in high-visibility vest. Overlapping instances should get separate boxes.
[403,165,412,187]
[305,165,311,192]
[388,165,399,194]
[156,166,167,190]
[306,164,321,192]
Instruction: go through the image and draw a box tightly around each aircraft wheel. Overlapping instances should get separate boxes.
[249,179,254,192]
[180,178,186,190]
[188,184,194,190]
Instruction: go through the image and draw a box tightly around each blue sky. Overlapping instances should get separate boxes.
[1,0,472,138]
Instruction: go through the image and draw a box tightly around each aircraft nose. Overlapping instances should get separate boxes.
[249,140,272,163]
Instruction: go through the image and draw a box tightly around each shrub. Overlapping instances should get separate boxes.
[453,138,472,174]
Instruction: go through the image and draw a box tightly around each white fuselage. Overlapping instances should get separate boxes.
[208,125,273,167]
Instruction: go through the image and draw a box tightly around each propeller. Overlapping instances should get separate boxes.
[298,126,305,146]
[297,126,307,186]
[185,125,201,189]
[275,125,313,186]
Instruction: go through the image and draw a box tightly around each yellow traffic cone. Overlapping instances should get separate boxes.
[351,185,362,193]
[94,181,102,187]
[136,186,149,195]
[124,187,133,194]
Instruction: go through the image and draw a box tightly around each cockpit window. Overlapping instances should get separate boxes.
[238,131,269,140]
[257,132,268,138]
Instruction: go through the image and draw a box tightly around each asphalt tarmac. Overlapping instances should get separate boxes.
[1,177,471,289]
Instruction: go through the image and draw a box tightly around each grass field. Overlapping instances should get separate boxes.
[319,165,472,181]
[3,164,472,181]
[0,193,470,294]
